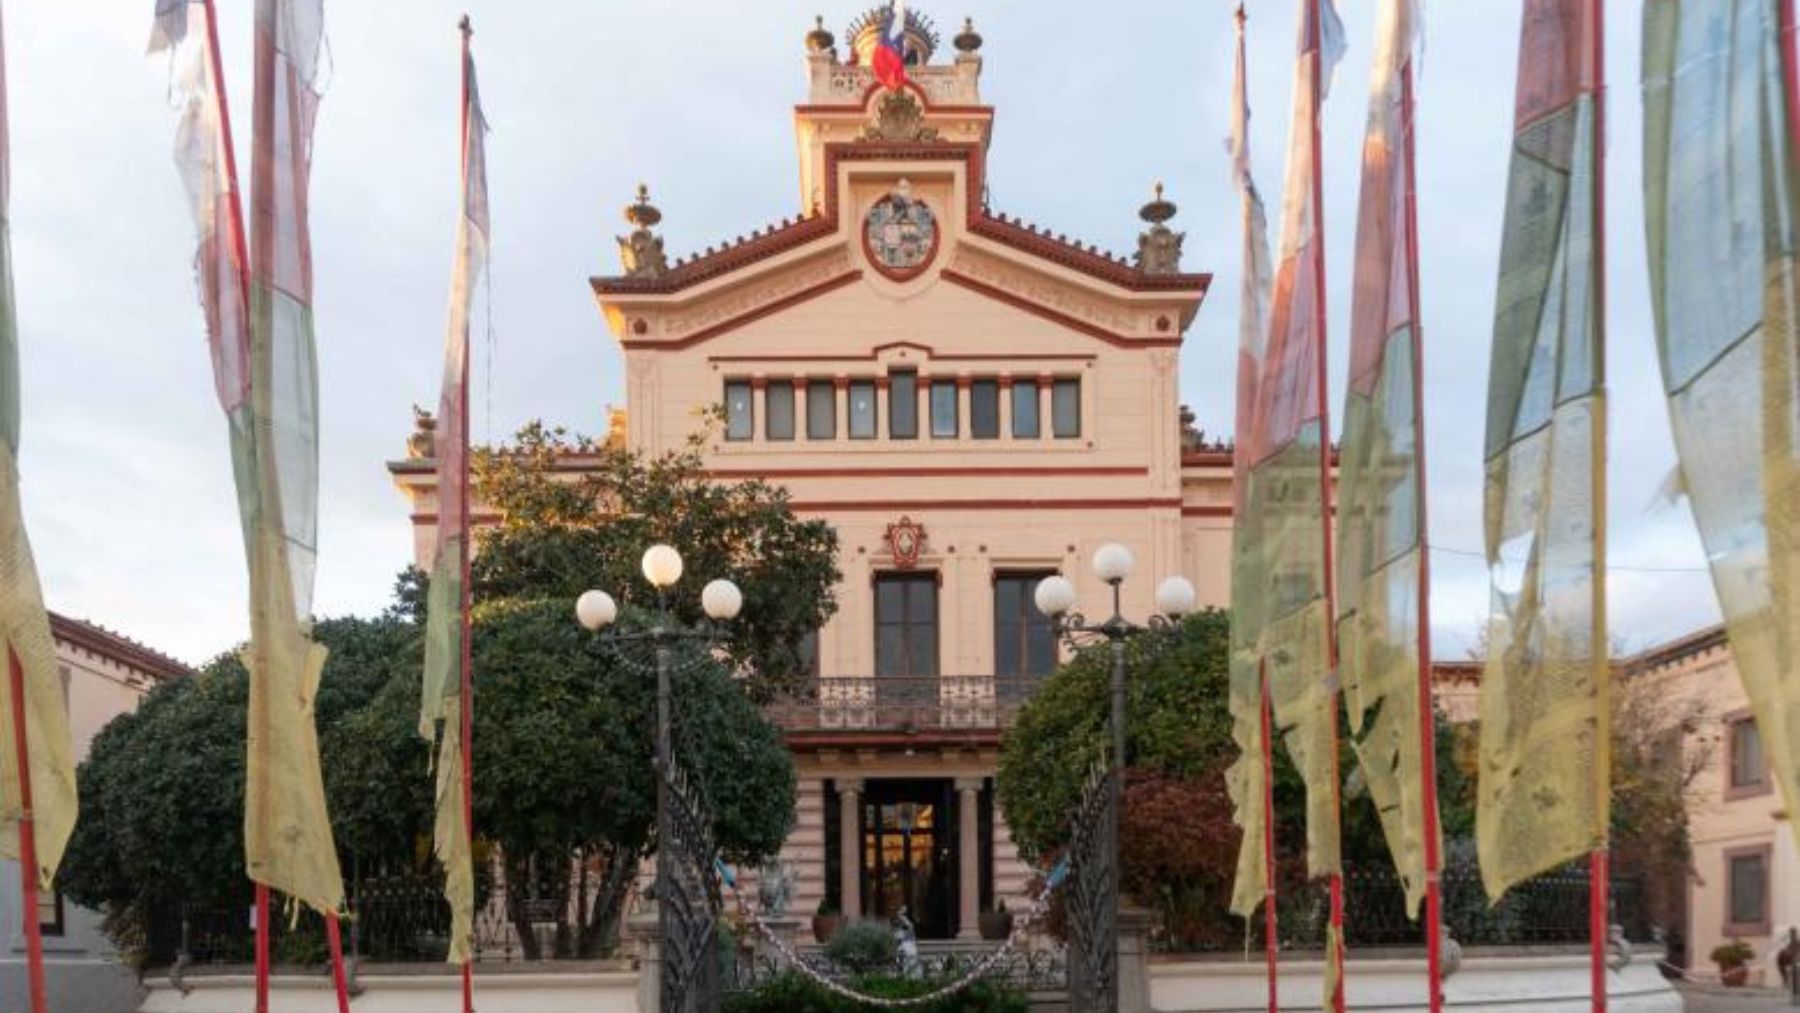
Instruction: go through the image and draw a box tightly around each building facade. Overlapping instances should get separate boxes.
[0,614,189,1012]
[396,7,1236,943]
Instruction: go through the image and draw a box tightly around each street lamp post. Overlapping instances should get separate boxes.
[576,544,743,1013]
[1034,543,1196,1013]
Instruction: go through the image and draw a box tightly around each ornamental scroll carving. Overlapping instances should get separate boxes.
[658,251,853,338]
[949,250,1135,332]
[862,90,939,143]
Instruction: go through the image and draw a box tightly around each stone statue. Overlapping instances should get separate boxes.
[756,859,794,917]
[892,907,921,979]
[1135,182,1185,275]
[407,405,437,460]
[617,184,669,279]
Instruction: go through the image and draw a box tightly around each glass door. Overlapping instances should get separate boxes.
[861,779,958,938]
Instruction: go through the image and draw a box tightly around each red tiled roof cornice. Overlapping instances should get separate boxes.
[49,612,191,682]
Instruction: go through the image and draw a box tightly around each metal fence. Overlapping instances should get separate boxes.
[764,675,1042,732]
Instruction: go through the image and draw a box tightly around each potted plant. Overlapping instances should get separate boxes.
[1712,938,1755,987]
[811,897,843,944]
[978,898,1013,941]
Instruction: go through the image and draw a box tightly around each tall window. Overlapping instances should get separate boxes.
[1011,382,1040,438]
[970,380,1000,439]
[849,380,878,439]
[875,574,938,677]
[994,573,1057,678]
[890,372,919,439]
[1727,848,1770,933]
[807,380,836,440]
[1728,714,1768,795]
[931,381,959,438]
[766,382,796,441]
[724,380,753,441]
[1052,378,1081,438]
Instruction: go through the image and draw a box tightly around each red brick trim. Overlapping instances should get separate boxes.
[789,497,1183,513]
[1181,506,1234,518]
[705,350,1098,364]
[705,465,1148,480]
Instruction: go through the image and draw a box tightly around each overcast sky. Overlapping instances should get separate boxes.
[4,1,1718,665]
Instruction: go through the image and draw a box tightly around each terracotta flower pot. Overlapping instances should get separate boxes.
[1720,964,1749,987]
[812,913,843,944]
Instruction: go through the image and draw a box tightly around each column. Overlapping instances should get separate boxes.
[957,778,982,940]
[839,779,863,920]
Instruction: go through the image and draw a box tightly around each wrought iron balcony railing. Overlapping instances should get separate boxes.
[764,675,1045,732]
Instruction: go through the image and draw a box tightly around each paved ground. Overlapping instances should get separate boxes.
[1676,980,1794,1010]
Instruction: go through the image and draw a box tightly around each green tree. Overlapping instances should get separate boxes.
[472,421,840,699]
[468,598,796,957]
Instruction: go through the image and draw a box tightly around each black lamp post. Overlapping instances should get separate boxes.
[1033,544,1196,1013]
[576,544,742,1013]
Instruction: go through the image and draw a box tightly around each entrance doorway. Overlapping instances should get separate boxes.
[861,779,958,939]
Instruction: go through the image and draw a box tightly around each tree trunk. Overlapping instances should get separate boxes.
[580,843,641,958]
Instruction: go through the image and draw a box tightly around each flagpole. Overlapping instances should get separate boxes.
[456,16,478,1013]
[7,648,47,1013]
[1259,660,1280,1013]
[1398,56,1445,1013]
[1586,1,1610,1010]
[1304,4,1348,1009]
[194,4,276,1009]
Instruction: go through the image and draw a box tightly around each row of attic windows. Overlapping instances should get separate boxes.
[724,373,1082,443]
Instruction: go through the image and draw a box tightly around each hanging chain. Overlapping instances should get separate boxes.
[716,859,1068,1009]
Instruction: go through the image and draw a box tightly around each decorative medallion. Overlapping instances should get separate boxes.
[884,516,927,569]
[863,179,939,280]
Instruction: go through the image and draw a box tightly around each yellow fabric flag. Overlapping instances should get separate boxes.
[0,10,78,888]
[1477,0,1607,901]
[1642,0,1800,860]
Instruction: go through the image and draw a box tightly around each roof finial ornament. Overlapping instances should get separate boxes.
[954,16,983,54]
[617,183,669,279]
[806,15,837,56]
[1135,181,1185,274]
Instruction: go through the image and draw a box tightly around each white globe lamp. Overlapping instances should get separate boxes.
[1092,543,1134,584]
[1033,575,1078,618]
[575,590,618,631]
[1154,576,1197,617]
[701,579,744,622]
[641,544,684,589]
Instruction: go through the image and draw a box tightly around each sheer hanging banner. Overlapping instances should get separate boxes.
[1226,3,1276,923]
[150,0,343,915]
[1477,0,1606,902]
[1336,0,1438,919]
[1642,0,1800,851]
[0,10,77,887]
[421,38,489,966]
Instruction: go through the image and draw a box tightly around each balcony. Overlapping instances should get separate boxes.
[764,675,1043,733]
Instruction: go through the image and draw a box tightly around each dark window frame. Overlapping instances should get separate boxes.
[1724,844,1772,936]
[849,380,878,440]
[889,371,919,440]
[1725,710,1771,799]
[874,572,940,678]
[1010,381,1041,439]
[807,380,837,440]
[993,571,1058,680]
[930,381,959,439]
[970,380,1000,440]
[724,380,754,442]
[1052,378,1082,438]
[765,381,796,441]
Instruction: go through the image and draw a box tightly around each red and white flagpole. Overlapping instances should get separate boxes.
[1398,54,1446,1013]
[1259,661,1280,1012]
[457,17,478,1013]
[1586,0,1609,1009]
[8,648,48,1013]
[1304,4,1348,1009]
